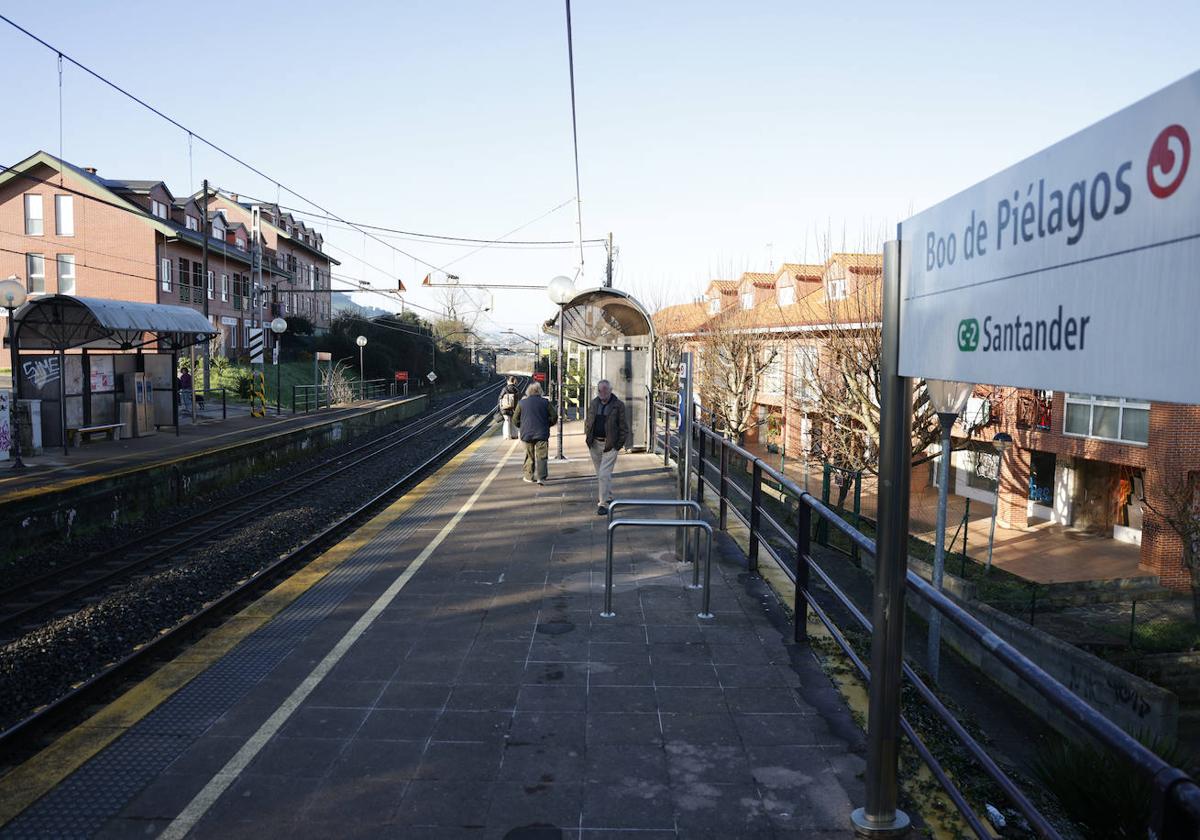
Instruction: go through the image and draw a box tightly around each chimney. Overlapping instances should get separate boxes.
[84,166,98,174]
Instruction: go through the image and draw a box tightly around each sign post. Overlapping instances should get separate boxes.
[395,370,409,397]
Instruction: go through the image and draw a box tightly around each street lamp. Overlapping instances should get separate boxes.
[547,275,576,460]
[987,432,1014,573]
[0,276,27,470]
[923,378,973,684]
[270,317,287,415]
[356,335,368,400]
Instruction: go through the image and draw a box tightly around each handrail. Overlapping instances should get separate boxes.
[603,517,714,619]
[654,415,1200,838]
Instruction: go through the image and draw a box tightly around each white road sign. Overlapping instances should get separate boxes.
[426,371,438,383]
[248,328,266,365]
[899,71,1200,404]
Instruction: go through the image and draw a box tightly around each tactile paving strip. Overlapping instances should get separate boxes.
[1,438,501,839]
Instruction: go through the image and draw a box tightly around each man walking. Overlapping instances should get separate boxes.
[585,379,627,514]
[513,381,556,485]
[498,375,520,439]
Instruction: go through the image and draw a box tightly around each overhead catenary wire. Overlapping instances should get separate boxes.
[564,0,585,272]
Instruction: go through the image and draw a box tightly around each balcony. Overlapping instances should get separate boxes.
[1016,390,1053,431]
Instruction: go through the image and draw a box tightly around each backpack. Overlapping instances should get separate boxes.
[500,391,517,411]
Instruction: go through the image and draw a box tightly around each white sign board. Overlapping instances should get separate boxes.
[426,371,438,383]
[248,328,266,365]
[899,71,1200,404]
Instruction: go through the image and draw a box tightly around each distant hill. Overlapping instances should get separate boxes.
[332,292,390,320]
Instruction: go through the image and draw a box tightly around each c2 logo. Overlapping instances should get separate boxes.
[1147,124,1190,199]
[957,319,980,352]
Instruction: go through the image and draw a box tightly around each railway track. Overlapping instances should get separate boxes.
[0,377,515,751]
[0,383,503,640]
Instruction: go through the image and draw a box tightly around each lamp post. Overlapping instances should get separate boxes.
[0,276,27,470]
[987,432,1013,573]
[270,317,287,415]
[356,335,368,400]
[547,275,576,461]
[923,379,973,684]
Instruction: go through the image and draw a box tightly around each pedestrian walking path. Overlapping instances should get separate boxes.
[1,422,865,839]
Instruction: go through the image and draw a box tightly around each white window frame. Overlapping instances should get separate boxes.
[185,215,199,231]
[826,277,848,301]
[24,194,44,235]
[221,273,229,302]
[761,346,784,394]
[235,236,246,250]
[54,195,74,236]
[211,217,226,240]
[793,345,819,403]
[26,253,45,293]
[207,270,215,300]
[777,285,795,306]
[1064,394,1150,445]
[160,257,172,292]
[741,292,754,310]
[56,254,76,295]
[707,297,720,315]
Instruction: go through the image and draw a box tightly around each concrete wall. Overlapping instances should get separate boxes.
[0,395,428,558]
[908,593,1178,742]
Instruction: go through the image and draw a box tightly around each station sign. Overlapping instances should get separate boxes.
[426,371,438,383]
[394,371,409,382]
[533,372,546,383]
[899,70,1200,404]
[315,351,332,362]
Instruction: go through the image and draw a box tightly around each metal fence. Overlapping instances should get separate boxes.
[651,395,1200,839]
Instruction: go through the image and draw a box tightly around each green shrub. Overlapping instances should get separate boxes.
[1032,733,1197,838]
[1132,619,1200,653]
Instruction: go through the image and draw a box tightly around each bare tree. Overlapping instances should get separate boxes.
[695,307,778,441]
[1142,467,1200,621]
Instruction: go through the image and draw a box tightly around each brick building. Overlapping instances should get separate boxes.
[655,254,1200,589]
[0,151,336,357]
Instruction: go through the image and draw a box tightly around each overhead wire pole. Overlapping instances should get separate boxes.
[201,179,211,393]
[564,0,585,280]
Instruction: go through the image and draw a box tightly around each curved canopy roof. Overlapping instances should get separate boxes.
[14,296,219,352]
[543,287,654,348]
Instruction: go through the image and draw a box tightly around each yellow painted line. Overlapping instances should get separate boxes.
[0,426,497,827]
[0,395,425,503]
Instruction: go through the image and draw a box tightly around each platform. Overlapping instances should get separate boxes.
[0,421,865,839]
[0,394,426,504]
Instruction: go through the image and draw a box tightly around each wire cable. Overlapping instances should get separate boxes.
[564,0,585,271]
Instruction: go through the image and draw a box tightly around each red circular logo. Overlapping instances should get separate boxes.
[1147,124,1190,198]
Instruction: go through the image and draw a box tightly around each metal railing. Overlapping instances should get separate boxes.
[603,516,714,619]
[177,387,228,420]
[291,379,399,413]
[650,396,1200,839]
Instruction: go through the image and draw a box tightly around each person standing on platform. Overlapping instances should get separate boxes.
[513,381,556,485]
[585,379,627,515]
[498,375,520,439]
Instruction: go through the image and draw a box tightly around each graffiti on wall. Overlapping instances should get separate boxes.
[22,357,60,390]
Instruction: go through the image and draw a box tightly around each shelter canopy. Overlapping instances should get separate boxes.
[543,288,654,348]
[14,295,218,352]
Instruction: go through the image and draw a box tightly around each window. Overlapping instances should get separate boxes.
[185,215,199,231]
[192,262,203,301]
[221,274,229,302]
[151,199,169,219]
[826,277,848,300]
[741,292,754,310]
[26,254,45,293]
[160,257,172,292]
[761,347,783,394]
[207,270,215,300]
[56,254,76,295]
[235,236,246,250]
[179,257,191,302]
[54,195,74,236]
[777,285,795,306]
[232,274,242,310]
[793,345,819,401]
[211,216,225,240]
[707,297,720,315]
[24,194,43,235]
[1064,394,1150,444]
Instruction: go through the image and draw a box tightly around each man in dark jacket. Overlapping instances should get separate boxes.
[513,381,557,484]
[584,379,627,514]
[498,376,520,439]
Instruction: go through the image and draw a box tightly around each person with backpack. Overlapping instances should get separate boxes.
[498,376,520,439]
[513,381,556,484]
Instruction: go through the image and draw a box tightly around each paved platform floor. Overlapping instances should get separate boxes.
[0,393,424,503]
[1,422,864,839]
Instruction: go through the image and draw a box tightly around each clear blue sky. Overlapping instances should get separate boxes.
[3,1,1198,335]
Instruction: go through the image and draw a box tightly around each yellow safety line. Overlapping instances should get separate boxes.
[0,395,422,503]
[0,427,497,827]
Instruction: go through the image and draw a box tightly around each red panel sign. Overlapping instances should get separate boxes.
[533,372,546,382]
[394,371,409,382]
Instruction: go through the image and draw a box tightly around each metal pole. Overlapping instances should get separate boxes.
[718,441,729,530]
[748,461,763,573]
[276,335,283,416]
[201,179,212,395]
[795,500,811,642]
[927,413,954,685]
[851,239,911,837]
[7,310,24,469]
[987,485,1000,573]
[58,348,68,455]
[679,352,694,565]
[555,302,565,460]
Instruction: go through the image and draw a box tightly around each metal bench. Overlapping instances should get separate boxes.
[66,423,124,447]
[603,517,714,620]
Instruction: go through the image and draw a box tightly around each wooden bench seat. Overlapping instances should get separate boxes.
[66,423,124,447]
